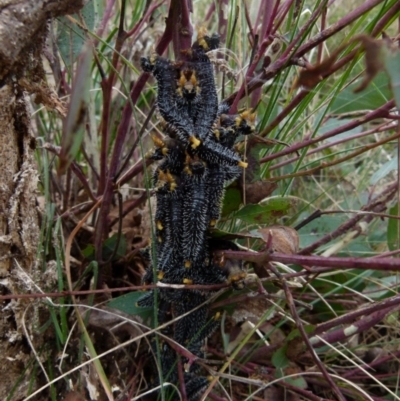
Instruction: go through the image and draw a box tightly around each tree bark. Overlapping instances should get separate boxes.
[0,1,86,399]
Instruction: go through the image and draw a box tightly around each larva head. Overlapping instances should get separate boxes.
[176,70,200,99]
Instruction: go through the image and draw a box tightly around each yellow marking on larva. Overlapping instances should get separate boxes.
[158,169,166,181]
[183,278,193,285]
[151,133,165,148]
[209,219,217,227]
[157,271,165,279]
[238,161,248,168]
[213,129,220,140]
[189,136,201,149]
[185,260,192,268]
[161,147,169,156]
[157,236,163,243]
[213,312,221,320]
[156,220,164,230]
[144,150,153,159]
[235,115,242,127]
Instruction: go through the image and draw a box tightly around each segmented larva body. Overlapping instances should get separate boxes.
[181,161,210,267]
[138,31,255,401]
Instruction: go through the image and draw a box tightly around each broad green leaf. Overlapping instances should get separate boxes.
[364,275,400,299]
[383,46,400,108]
[108,292,153,321]
[57,0,97,66]
[222,187,242,216]
[285,376,308,389]
[298,215,347,249]
[82,234,126,261]
[271,345,289,369]
[370,156,397,185]
[286,325,315,341]
[387,204,400,251]
[330,72,391,114]
[235,197,297,224]
[102,234,127,261]
[318,118,362,142]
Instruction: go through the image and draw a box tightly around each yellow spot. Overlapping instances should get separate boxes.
[157,236,163,243]
[229,274,239,282]
[235,116,242,127]
[209,219,217,227]
[185,260,192,268]
[213,129,220,140]
[151,133,165,148]
[213,312,221,320]
[183,278,193,285]
[157,271,165,279]
[189,136,201,149]
[156,220,163,230]
[238,161,248,168]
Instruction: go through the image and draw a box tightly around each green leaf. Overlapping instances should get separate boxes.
[235,197,297,224]
[108,292,153,322]
[102,234,127,261]
[318,117,362,142]
[370,156,397,185]
[330,72,391,114]
[387,204,400,252]
[271,345,289,369]
[222,187,242,217]
[285,375,307,389]
[383,47,400,108]
[82,234,126,262]
[286,325,315,341]
[57,1,96,67]
[58,47,92,174]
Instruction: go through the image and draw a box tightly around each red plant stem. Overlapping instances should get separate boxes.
[171,0,193,59]
[269,122,395,171]
[280,0,330,61]
[95,0,116,42]
[297,0,392,58]
[43,143,97,202]
[225,0,392,106]
[109,192,148,227]
[313,295,400,334]
[310,305,394,348]
[116,157,153,187]
[217,0,229,43]
[260,100,394,163]
[273,0,294,36]
[342,350,400,378]
[204,2,215,21]
[225,249,400,271]
[98,0,128,194]
[126,1,164,38]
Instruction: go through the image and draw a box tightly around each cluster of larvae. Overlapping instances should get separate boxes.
[138,32,256,400]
